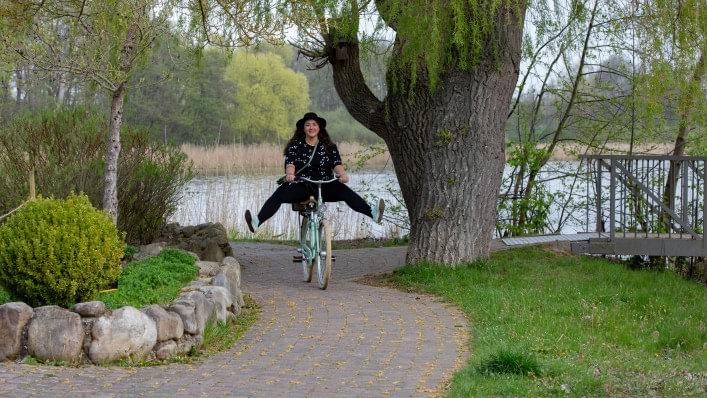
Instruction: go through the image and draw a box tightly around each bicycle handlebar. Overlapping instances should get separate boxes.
[297,177,339,184]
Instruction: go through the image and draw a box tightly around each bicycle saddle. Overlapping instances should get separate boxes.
[292,196,317,212]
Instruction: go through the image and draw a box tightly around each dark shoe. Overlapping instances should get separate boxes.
[245,210,255,233]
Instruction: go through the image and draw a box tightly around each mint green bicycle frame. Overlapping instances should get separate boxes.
[297,177,337,288]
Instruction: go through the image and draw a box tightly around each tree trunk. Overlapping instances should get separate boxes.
[325,8,525,265]
[386,68,515,264]
[102,22,140,222]
[103,85,125,223]
[662,48,705,228]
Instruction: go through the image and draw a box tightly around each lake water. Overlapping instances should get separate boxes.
[170,162,592,239]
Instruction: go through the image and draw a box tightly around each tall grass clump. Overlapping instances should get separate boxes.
[0,194,124,307]
[387,246,707,397]
[97,249,198,309]
[0,107,192,244]
[477,349,543,376]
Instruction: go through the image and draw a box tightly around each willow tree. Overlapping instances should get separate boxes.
[634,0,706,214]
[0,0,283,222]
[291,1,526,264]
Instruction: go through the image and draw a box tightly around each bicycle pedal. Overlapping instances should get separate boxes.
[292,256,303,262]
[331,256,336,262]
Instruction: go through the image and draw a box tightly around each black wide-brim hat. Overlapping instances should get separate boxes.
[296,112,327,130]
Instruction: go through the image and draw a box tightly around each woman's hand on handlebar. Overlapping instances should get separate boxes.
[337,173,349,184]
[285,173,296,183]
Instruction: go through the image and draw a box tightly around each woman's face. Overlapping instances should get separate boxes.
[304,120,320,140]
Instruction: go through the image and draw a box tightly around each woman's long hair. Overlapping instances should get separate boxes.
[283,123,335,155]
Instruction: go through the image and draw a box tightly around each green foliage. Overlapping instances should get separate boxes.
[0,107,193,244]
[434,129,453,146]
[386,247,707,396]
[124,43,237,145]
[380,0,524,90]
[424,207,444,221]
[224,51,310,143]
[0,194,124,307]
[497,144,554,236]
[477,350,542,376]
[97,249,198,309]
[123,245,138,261]
[313,108,382,144]
[115,130,193,244]
[686,130,707,155]
[0,284,11,305]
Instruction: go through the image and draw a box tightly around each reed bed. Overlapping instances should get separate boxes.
[181,142,391,175]
[545,142,675,161]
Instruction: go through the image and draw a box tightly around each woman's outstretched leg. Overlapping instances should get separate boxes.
[246,183,311,232]
[321,182,384,223]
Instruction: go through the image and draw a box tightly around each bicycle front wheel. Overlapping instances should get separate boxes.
[300,217,314,282]
[316,220,332,289]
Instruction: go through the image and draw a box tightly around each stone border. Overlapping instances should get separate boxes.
[0,250,244,365]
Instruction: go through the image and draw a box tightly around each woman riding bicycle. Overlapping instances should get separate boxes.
[245,112,384,233]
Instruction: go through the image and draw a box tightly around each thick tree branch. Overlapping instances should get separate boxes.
[325,36,388,138]
[373,0,396,31]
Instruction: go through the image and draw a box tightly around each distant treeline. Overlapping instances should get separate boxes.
[0,36,702,148]
[0,36,386,146]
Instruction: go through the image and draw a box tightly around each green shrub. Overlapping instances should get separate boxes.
[0,285,11,305]
[0,194,125,307]
[97,249,198,309]
[115,131,193,244]
[0,106,193,244]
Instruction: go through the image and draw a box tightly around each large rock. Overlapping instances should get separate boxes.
[182,277,212,292]
[222,256,242,271]
[168,291,208,335]
[71,301,106,318]
[0,302,33,361]
[27,306,83,364]
[213,262,245,309]
[176,334,202,355]
[199,286,232,323]
[158,222,233,262]
[134,242,168,261]
[141,305,184,342]
[89,306,157,364]
[154,340,178,360]
[196,261,220,277]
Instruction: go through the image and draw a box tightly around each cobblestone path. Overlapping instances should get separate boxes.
[0,243,469,397]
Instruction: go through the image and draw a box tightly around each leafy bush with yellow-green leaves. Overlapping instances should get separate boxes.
[0,194,125,307]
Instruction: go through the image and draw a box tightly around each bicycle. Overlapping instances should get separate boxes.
[291,177,337,289]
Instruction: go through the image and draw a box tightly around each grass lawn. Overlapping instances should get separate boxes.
[385,246,707,397]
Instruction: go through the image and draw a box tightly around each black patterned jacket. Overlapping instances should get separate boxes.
[284,138,343,180]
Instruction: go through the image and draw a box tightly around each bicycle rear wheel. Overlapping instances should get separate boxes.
[316,220,332,289]
[300,217,314,282]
